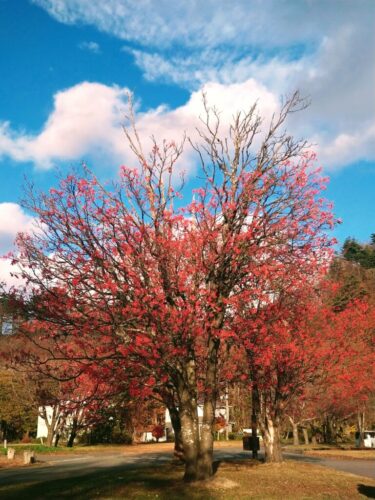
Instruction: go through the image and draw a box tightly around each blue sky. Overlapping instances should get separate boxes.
[0,0,374,283]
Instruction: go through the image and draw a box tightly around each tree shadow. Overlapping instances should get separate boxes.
[212,457,260,476]
[0,463,221,500]
[358,484,375,498]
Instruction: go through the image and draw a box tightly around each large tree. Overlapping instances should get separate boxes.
[12,92,334,481]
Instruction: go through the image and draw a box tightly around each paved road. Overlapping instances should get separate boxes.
[0,445,374,488]
[283,451,375,480]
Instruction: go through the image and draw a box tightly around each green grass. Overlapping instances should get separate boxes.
[2,443,131,455]
[2,444,70,454]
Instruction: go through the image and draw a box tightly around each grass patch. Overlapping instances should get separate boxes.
[0,460,374,499]
[1,444,73,455]
[283,443,375,460]
[1,443,147,455]
[303,448,375,460]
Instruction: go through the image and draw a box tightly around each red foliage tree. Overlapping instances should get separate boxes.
[11,93,335,480]
[152,424,165,443]
[234,276,375,460]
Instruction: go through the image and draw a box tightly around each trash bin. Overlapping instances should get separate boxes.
[243,435,260,451]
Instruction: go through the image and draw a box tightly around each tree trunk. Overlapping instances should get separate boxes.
[168,405,184,462]
[180,402,199,481]
[178,361,200,482]
[323,415,333,444]
[357,411,365,448]
[287,416,299,446]
[67,416,78,448]
[251,387,259,459]
[46,425,54,447]
[42,405,59,447]
[302,427,309,445]
[257,391,283,463]
[310,423,318,445]
[292,423,299,446]
[262,417,283,462]
[197,409,214,480]
[54,432,60,447]
[197,337,220,481]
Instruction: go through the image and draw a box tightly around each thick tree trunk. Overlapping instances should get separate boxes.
[46,426,54,447]
[262,417,283,462]
[197,409,214,480]
[197,337,219,481]
[178,361,200,482]
[180,403,199,481]
[257,390,283,463]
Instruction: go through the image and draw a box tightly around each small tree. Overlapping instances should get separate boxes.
[152,424,165,443]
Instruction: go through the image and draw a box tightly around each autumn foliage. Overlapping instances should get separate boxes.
[2,92,373,481]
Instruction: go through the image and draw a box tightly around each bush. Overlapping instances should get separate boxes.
[111,431,133,445]
[228,432,243,440]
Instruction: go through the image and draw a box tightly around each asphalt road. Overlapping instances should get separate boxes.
[283,451,375,480]
[0,444,374,488]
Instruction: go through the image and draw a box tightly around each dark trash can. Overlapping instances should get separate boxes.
[243,435,260,452]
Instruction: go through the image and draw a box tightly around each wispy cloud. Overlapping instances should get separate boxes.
[78,41,101,54]
[31,0,375,171]
[32,0,372,52]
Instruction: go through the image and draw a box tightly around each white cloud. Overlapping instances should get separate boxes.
[0,203,35,288]
[0,79,278,172]
[30,0,375,170]
[0,82,130,169]
[0,203,35,253]
[0,73,374,171]
[0,258,23,289]
[32,0,372,51]
[78,41,101,54]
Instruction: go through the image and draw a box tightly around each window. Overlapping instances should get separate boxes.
[1,316,13,335]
